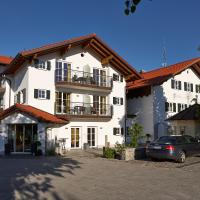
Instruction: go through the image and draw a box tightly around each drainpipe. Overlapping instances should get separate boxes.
[1,74,12,107]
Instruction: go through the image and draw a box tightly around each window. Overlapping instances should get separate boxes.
[113,73,119,81]
[113,128,120,135]
[165,102,186,113]
[15,88,26,104]
[34,89,50,100]
[196,85,200,93]
[113,97,123,105]
[171,79,181,90]
[34,59,51,70]
[55,61,71,82]
[55,92,70,114]
[39,90,46,99]
[184,82,193,92]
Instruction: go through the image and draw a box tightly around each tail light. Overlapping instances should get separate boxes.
[165,145,175,151]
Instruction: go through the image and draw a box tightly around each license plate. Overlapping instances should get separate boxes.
[152,146,161,149]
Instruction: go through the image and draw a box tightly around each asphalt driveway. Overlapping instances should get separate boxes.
[0,151,200,200]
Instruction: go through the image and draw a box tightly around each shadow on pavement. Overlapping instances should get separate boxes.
[0,155,82,200]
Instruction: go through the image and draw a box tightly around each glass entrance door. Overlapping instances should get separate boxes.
[7,124,37,153]
[16,125,24,152]
[71,128,80,148]
[87,127,96,147]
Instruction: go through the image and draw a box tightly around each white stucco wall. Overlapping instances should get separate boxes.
[127,92,154,139]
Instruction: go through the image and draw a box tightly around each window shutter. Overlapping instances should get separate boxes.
[34,59,39,68]
[113,97,116,105]
[113,74,117,81]
[120,98,123,105]
[17,92,21,103]
[46,90,50,99]
[196,85,198,93]
[173,103,176,112]
[191,84,193,92]
[171,79,175,89]
[178,81,181,90]
[22,88,26,103]
[14,95,17,104]
[178,103,181,112]
[34,89,38,99]
[184,82,187,91]
[47,61,51,70]
[113,128,116,135]
[165,102,169,112]
[120,75,123,82]
[121,128,124,135]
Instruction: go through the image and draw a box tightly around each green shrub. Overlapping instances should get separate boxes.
[103,147,116,159]
[115,142,126,155]
[128,123,144,148]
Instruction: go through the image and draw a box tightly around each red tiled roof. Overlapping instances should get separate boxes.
[0,55,13,65]
[127,57,200,91]
[4,34,141,80]
[0,104,68,124]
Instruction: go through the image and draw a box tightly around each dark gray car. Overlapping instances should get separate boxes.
[146,135,200,163]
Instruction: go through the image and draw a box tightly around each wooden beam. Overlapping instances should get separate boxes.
[93,39,135,75]
[60,44,71,56]
[101,55,114,65]
[90,43,107,58]
[82,39,95,51]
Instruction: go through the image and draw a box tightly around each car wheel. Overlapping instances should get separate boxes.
[176,151,186,163]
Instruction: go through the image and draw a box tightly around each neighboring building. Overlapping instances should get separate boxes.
[0,56,13,111]
[167,103,200,138]
[127,57,200,140]
[0,34,141,154]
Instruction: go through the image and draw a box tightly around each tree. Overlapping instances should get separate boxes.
[128,123,143,147]
[124,0,152,15]
[124,0,142,15]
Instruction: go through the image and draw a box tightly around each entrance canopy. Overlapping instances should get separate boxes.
[0,103,68,125]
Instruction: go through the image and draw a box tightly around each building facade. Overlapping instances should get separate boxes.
[0,34,141,154]
[127,58,200,140]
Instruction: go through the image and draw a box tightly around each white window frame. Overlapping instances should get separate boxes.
[38,89,47,99]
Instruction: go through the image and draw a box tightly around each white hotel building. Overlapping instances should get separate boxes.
[0,34,141,154]
[127,57,200,140]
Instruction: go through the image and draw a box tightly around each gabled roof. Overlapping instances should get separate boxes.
[3,34,141,80]
[0,104,68,124]
[127,57,200,91]
[0,55,13,65]
[167,104,200,121]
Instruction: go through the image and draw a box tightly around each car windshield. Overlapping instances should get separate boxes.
[155,136,176,144]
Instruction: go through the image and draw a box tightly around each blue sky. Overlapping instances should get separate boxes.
[0,0,200,71]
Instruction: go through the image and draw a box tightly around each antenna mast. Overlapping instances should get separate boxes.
[162,39,167,67]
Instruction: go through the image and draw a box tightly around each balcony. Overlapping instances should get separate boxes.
[55,102,113,120]
[55,69,113,92]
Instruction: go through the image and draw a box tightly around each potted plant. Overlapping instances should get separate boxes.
[121,123,143,160]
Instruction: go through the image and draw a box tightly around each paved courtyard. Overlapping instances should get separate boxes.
[0,150,200,200]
